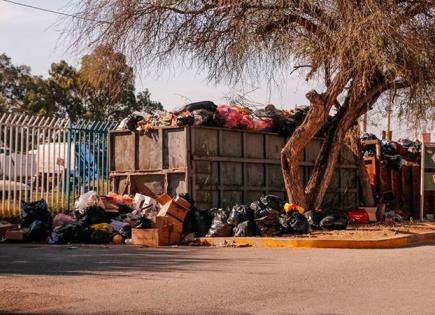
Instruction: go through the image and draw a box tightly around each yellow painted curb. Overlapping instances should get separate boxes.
[200,232,435,249]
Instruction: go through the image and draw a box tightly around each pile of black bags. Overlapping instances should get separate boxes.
[21,199,52,242]
[184,194,350,238]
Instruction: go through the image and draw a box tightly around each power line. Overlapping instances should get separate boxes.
[0,0,108,23]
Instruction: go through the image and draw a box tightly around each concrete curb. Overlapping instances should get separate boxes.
[200,232,435,249]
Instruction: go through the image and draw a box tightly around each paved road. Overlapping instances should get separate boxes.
[0,244,434,314]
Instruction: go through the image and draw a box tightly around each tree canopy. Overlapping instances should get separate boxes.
[70,0,434,209]
[0,47,162,121]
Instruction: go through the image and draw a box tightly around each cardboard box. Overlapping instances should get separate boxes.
[0,224,19,238]
[173,196,191,209]
[100,196,119,211]
[157,199,189,222]
[155,216,183,240]
[156,193,172,206]
[131,227,180,247]
[5,229,26,241]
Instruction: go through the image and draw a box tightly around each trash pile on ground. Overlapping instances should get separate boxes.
[361,133,421,168]
[117,101,327,138]
[4,189,414,246]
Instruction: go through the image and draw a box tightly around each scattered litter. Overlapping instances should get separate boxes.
[219,240,252,248]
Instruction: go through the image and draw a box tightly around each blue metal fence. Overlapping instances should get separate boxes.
[0,114,116,217]
[65,120,117,210]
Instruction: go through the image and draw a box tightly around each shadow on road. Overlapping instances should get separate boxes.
[0,244,236,276]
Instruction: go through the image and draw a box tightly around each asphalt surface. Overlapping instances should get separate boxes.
[0,244,434,315]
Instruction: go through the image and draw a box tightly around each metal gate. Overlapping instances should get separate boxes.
[0,113,116,218]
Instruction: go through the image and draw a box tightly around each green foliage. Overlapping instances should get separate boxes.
[137,89,163,114]
[0,47,162,121]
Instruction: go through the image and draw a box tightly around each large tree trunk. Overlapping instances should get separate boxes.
[345,126,375,207]
[281,90,328,208]
[304,107,356,210]
[304,89,383,210]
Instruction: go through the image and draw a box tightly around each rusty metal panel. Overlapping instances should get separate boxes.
[340,145,355,165]
[132,174,165,195]
[265,134,285,159]
[191,127,218,156]
[342,192,358,209]
[245,133,264,158]
[342,168,358,189]
[110,126,359,210]
[138,131,162,170]
[221,130,243,157]
[222,190,243,208]
[221,162,243,186]
[323,192,341,209]
[246,191,265,203]
[163,128,187,170]
[268,165,285,188]
[246,164,265,186]
[195,190,219,210]
[110,131,135,172]
[168,173,187,196]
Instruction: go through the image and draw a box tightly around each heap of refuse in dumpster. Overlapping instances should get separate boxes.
[117,101,330,138]
[361,133,422,168]
[3,187,388,246]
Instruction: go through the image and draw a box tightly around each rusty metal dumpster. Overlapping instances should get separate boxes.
[109,126,359,210]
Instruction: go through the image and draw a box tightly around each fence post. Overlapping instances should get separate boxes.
[65,124,72,211]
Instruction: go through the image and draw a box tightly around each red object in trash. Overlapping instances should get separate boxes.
[347,208,369,224]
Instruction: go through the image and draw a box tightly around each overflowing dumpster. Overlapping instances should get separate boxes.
[109,126,359,210]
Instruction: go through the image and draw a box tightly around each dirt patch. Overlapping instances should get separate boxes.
[284,221,435,240]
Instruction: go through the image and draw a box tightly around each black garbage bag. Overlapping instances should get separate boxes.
[183,208,196,234]
[119,224,132,239]
[183,207,213,237]
[177,101,217,113]
[48,221,92,244]
[272,116,297,137]
[176,115,195,127]
[233,220,257,237]
[227,204,254,226]
[21,199,52,228]
[280,211,310,234]
[192,109,215,126]
[252,206,282,236]
[304,210,325,230]
[193,209,213,237]
[206,208,233,237]
[259,195,283,211]
[361,133,378,141]
[319,214,348,230]
[81,206,109,225]
[135,216,152,229]
[27,220,49,242]
[90,229,112,244]
[250,195,283,236]
[125,114,144,131]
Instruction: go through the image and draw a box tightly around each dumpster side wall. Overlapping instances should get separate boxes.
[109,126,359,210]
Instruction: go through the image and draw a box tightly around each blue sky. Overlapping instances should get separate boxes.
[0,0,431,139]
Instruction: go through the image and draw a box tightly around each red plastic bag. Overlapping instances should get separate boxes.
[240,115,254,129]
[253,117,273,130]
[347,208,369,224]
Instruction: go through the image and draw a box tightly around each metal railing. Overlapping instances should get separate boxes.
[0,113,116,218]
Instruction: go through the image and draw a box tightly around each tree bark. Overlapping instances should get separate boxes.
[304,106,357,210]
[281,90,328,208]
[304,88,384,210]
[345,126,375,207]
